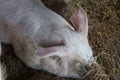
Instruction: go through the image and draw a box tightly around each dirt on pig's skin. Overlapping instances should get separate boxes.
[1,0,120,80]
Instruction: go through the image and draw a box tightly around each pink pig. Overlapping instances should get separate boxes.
[0,0,96,79]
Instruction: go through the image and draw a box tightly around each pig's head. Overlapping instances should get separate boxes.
[24,8,95,79]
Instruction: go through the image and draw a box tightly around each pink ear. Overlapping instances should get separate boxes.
[35,47,55,57]
[70,8,88,37]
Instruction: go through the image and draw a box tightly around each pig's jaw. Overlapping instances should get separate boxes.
[28,39,94,79]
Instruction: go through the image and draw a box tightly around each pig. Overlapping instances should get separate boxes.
[0,0,96,79]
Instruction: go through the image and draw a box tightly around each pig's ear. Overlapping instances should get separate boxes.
[35,34,64,58]
[35,47,56,58]
[70,8,88,37]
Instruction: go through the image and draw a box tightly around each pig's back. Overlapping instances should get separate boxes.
[0,0,45,43]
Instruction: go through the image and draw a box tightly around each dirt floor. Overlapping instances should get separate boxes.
[1,0,120,80]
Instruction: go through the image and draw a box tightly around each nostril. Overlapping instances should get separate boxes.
[78,64,92,78]
[84,64,92,71]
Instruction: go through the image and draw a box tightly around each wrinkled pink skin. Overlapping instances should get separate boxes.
[0,0,96,79]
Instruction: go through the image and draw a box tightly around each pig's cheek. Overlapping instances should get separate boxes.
[40,57,68,75]
[59,61,68,75]
[40,58,57,72]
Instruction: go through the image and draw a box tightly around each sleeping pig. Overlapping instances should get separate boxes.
[0,0,96,79]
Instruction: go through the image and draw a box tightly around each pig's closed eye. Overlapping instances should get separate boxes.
[49,56,61,62]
